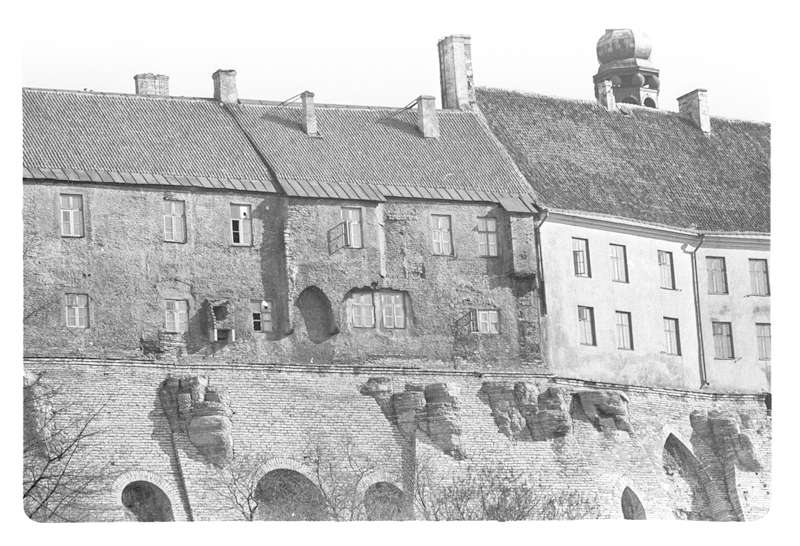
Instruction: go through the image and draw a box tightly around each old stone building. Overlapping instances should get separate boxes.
[22,29,770,522]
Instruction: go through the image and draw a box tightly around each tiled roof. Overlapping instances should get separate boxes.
[476,87,770,233]
[22,89,279,193]
[22,88,535,207]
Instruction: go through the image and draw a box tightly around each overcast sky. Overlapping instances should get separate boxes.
[22,1,772,122]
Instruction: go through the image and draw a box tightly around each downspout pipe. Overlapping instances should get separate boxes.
[686,233,709,389]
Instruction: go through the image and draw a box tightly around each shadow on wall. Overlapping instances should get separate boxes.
[621,487,646,519]
[121,481,174,522]
[295,286,338,344]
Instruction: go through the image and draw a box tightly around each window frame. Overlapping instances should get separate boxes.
[663,317,682,356]
[477,216,499,257]
[711,321,735,359]
[164,299,189,333]
[64,293,89,328]
[706,256,729,295]
[572,238,591,278]
[379,291,406,330]
[350,292,375,328]
[251,299,273,333]
[577,305,596,346]
[431,214,454,256]
[615,310,634,350]
[756,322,771,361]
[609,244,629,283]
[475,309,500,334]
[162,199,187,243]
[341,207,364,249]
[230,203,253,246]
[658,250,676,290]
[749,259,770,296]
[59,193,85,238]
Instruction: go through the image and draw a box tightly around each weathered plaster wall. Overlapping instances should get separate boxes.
[539,218,701,390]
[23,358,771,521]
[24,183,541,369]
[696,244,770,392]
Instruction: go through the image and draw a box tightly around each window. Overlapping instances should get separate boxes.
[350,292,375,328]
[476,309,500,334]
[706,257,728,294]
[572,238,591,277]
[577,306,596,346]
[60,194,84,237]
[749,259,770,296]
[341,207,363,249]
[65,293,88,328]
[712,321,734,359]
[380,292,406,329]
[164,299,188,333]
[163,199,186,243]
[615,311,633,350]
[230,204,252,245]
[477,217,498,257]
[756,323,771,360]
[431,215,453,255]
[663,317,681,355]
[610,244,629,283]
[251,300,273,332]
[658,250,676,289]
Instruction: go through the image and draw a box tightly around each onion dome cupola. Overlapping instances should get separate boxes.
[593,28,660,108]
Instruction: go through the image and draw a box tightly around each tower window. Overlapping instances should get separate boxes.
[643,97,656,108]
[230,204,252,246]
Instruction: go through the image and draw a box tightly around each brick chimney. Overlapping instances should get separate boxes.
[417,95,439,138]
[437,35,476,110]
[212,69,238,104]
[134,73,169,96]
[596,80,616,111]
[301,91,318,135]
[677,89,711,133]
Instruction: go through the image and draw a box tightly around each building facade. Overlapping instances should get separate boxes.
[22,30,771,522]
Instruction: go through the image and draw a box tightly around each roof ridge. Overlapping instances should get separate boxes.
[477,85,770,126]
[22,87,217,104]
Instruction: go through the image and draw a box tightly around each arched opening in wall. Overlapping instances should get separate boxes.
[662,434,712,520]
[621,96,639,105]
[121,481,174,522]
[364,482,405,520]
[254,469,329,520]
[621,487,646,520]
[295,286,337,343]
[643,98,656,108]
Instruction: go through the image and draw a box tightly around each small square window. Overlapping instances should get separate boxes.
[60,194,84,237]
[65,293,89,328]
[476,309,500,334]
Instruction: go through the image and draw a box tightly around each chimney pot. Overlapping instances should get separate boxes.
[437,35,476,110]
[596,80,616,111]
[213,69,238,104]
[301,91,318,135]
[417,95,439,138]
[677,89,711,133]
[134,73,169,96]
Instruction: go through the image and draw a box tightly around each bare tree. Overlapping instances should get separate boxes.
[414,457,600,521]
[23,371,108,522]
[210,451,273,521]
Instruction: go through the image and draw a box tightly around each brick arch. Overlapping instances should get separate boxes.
[357,470,403,498]
[658,424,694,458]
[253,461,329,521]
[111,470,185,521]
[256,456,316,480]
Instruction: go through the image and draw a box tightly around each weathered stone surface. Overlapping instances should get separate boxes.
[479,382,572,441]
[573,390,633,433]
[360,378,465,459]
[159,375,234,466]
[691,410,761,472]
